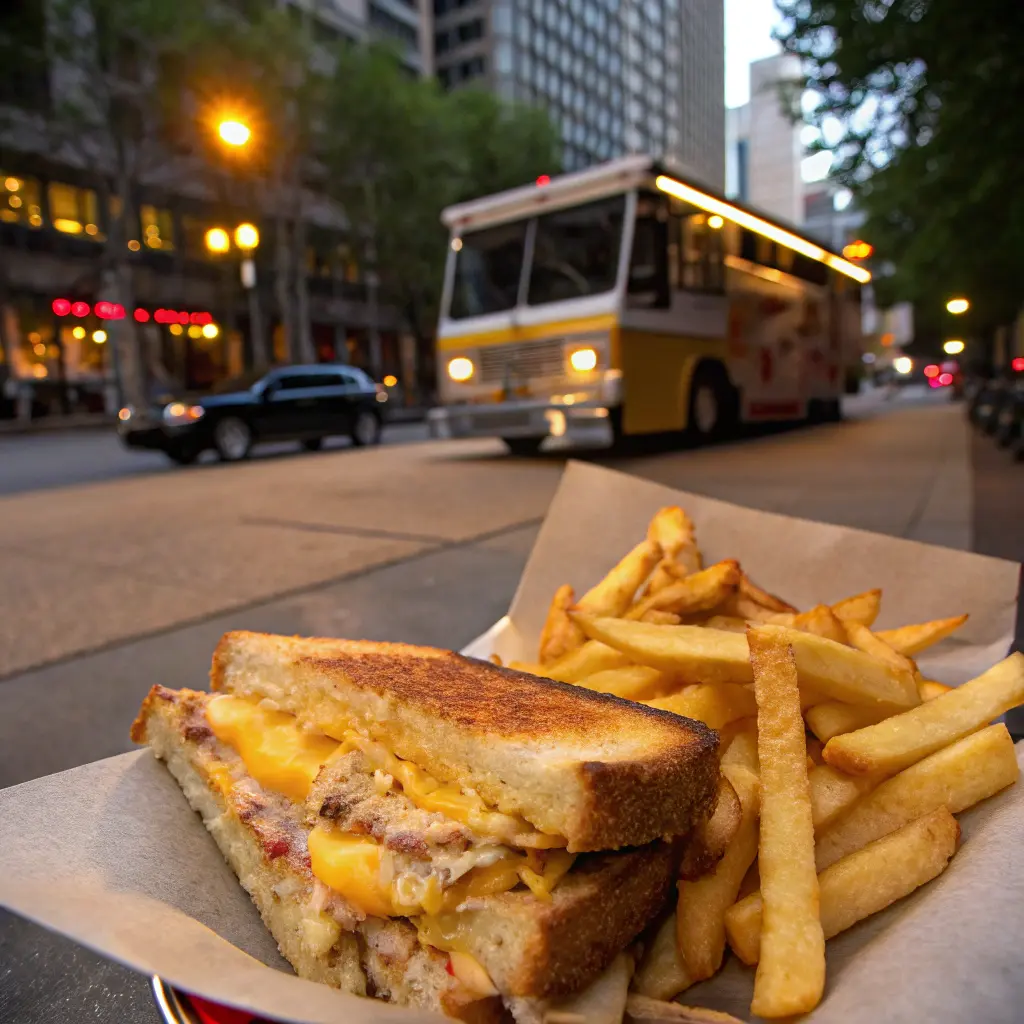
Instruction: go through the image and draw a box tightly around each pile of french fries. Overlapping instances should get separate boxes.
[501,506,1024,1020]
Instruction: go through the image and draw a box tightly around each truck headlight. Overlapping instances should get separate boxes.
[569,347,598,373]
[448,356,474,382]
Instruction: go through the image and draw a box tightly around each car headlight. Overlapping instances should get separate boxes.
[163,402,205,425]
[118,406,133,422]
[448,356,474,382]
[569,347,598,373]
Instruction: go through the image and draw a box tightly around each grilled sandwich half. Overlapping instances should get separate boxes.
[132,631,719,1021]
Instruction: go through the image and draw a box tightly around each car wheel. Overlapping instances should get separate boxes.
[214,417,252,461]
[502,436,544,456]
[687,363,737,443]
[351,410,381,447]
[302,437,324,452]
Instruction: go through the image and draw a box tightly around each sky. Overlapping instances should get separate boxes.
[724,0,833,183]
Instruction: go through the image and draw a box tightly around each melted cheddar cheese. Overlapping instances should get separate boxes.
[205,695,575,919]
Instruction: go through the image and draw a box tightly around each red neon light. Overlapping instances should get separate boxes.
[535,174,551,187]
[112,303,125,319]
[70,301,90,317]
[177,310,188,324]
[95,300,113,319]
[923,364,940,378]
[154,308,172,324]
[1013,357,1024,373]
[52,298,71,316]
[134,308,150,323]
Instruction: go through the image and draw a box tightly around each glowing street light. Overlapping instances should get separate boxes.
[234,223,259,251]
[946,298,969,315]
[205,227,230,254]
[943,339,965,355]
[218,119,251,147]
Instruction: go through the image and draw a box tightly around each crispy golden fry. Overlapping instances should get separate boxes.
[507,660,559,678]
[539,584,583,664]
[628,561,742,622]
[726,807,960,966]
[737,859,760,900]
[815,723,1018,871]
[676,767,760,983]
[576,665,669,701]
[738,573,797,614]
[824,652,1024,777]
[640,610,682,626]
[625,993,747,1024]
[701,615,749,633]
[808,764,876,831]
[747,627,825,1018]
[830,589,882,627]
[806,737,825,765]
[489,654,503,666]
[721,723,759,776]
[545,640,631,683]
[633,914,692,1000]
[844,622,916,675]
[805,700,891,742]
[645,507,703,588]
[786,605,848,644]
[680,775,743,881]
[918,679,952,701]
[876,614,969,656]
[577,541,663,619]
[719,594,783,623]
[647,684,757,731]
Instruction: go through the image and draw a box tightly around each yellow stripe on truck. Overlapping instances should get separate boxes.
[437,313,618,351]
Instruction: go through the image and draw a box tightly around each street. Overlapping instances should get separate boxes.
[0,388,1021,1024]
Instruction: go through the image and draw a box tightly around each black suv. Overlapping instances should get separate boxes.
[118,364,387,464]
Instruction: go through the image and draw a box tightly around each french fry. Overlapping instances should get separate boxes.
[787,605,848,644]
[576,665,669,702]
[815,724,1018,871]
[633,914,692,1000]
[639,610,682,626]
[489,654,503,666]
[625,994,747,1024]
[726,807,960,966]
[721,723,759,776]
[808,764,876,831]
[576,540,663,621]
[700,616,749,633]
[676,767,760,982]
[627,561,741,622]
[549,952,632,1024]
[572,616,921,708]
[805,700,891,742]
[831,589,882,627]
[539,584,583,664]
[508,660,558,678]
[645,507,703,592]
[738,573,797,614]
[647,684,757,731]
[806,737,825,765]
[919,679,952,701]
[747,627,825,1018]
[844,622,916,675]
[718,594,783,623]
[737,859,760,900]
[546,640,631,683]
[680,775,743,881]
[823,652,1024,777]
[876,614,969,656]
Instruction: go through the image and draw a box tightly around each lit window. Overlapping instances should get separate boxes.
[48,182,104,240]
[1,173,43,228]
[140,204,175,250]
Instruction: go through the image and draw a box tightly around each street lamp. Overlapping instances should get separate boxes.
[218,119,251,147]
[946,298,969,315]
[943,339,965,355]
[206,222,267,367]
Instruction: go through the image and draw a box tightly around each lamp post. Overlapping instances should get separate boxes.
[946,298,969,315]
[205,224,268,368]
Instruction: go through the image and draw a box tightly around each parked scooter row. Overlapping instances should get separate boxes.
[966,371,1024,461]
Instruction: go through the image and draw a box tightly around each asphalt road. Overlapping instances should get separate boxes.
[0,388,1020,1024]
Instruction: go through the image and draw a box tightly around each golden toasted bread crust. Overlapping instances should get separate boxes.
[210,631,720,851]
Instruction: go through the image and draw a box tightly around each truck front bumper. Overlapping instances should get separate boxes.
[426,399,614,443]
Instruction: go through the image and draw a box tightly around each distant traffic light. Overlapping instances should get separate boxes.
[842,240,873,260]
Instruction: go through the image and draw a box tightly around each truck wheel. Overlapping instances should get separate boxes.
[502,437,544,456]
[687,364,737,442]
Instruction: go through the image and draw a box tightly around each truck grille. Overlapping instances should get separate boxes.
[478,340,565,384]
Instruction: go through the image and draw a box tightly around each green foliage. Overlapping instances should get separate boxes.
[776,0,1024,329]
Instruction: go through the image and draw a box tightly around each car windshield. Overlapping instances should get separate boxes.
[526,194,625,306]
[210,369,267,394]
[449,219,528,320]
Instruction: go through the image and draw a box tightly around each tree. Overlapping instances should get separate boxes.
[776,1,1024,337]
[320,48,562,384]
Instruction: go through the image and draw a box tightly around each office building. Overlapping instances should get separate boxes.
[725,52,802,223]
[433,0,725,186]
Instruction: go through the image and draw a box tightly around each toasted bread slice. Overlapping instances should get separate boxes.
[133,685,682,1003]
[210,631,719,852]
